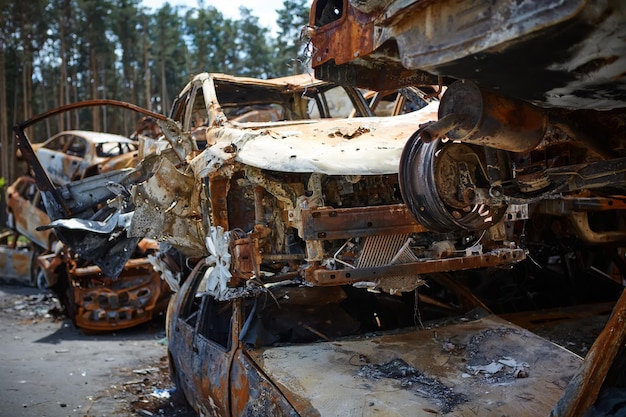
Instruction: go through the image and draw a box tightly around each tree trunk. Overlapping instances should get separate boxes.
[160,48,167,115]
[0,34,8,185]
[59,12,67,132]
[90,48,100,131]
[142,14,151,110]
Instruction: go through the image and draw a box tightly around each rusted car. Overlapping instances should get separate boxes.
[6,176,55,251]
[9,101,174,330]
[36,129,138,184]
[0,231,44,287]
[2,175,170,329]
[146,73,580,416]
[306,0,626,415]
[120,72,524,296]
[3,176,54,288]
[38,238,171,332]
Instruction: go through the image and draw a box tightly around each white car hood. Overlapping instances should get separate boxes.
[190,102,439,177]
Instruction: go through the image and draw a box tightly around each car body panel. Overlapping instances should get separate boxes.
[0,233,36,286]
[231,349,301,417]
[224,103,439,175]
[167,262,583,417]
[5,176,53,250]
[166,267,239,416]
[66,254,170,331]
[247,315,581,416]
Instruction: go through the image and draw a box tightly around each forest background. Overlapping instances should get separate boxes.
[0,0,311,187]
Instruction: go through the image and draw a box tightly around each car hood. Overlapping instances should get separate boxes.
[190,102,439,177]
[246,315,581,416]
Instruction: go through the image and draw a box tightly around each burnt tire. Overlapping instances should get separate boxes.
[399,132,507,232]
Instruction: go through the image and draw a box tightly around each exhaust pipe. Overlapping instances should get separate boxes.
[424,80,547,153]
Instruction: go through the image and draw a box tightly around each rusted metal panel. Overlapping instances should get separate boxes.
[65,253,170,332]
[129,156,206,257]
[231,350,300,416]
[301,204,427,240]
[0,245,33,285]
[308,0,626,110]
[309,0,376,67]
[247,315,582,416]
[306,248,526,286]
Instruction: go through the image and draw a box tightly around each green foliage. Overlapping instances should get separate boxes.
[272,0,311,76]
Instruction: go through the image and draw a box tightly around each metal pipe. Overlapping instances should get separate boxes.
[419,113,470,143]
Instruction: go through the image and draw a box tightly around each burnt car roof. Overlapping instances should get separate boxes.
[189,72,328,91]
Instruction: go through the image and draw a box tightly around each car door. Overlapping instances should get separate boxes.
[194,295,238,416]
[169,266,239,416]
[19,188,51,249]
[64,135,90,179]
[168,272,204,407]
[37,134,69,184]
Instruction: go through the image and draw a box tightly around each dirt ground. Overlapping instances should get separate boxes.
[0,283,197,417]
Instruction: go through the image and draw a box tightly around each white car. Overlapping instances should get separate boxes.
[36,130,137,185]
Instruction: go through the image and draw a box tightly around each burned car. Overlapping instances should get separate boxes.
[0,231,39,287]
[167,264,584,416]
[38,238,171,332]
[3,175,170,330]
[133,73,580,415]
[125,72,524,293]
[35,129,138,185]
[10,101,172,331]
[306,0,626,415]
[3,176,55,288]
[6,175,55,252]
[18,67,624,413]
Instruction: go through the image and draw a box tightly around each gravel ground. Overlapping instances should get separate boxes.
[0,283,197,417]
